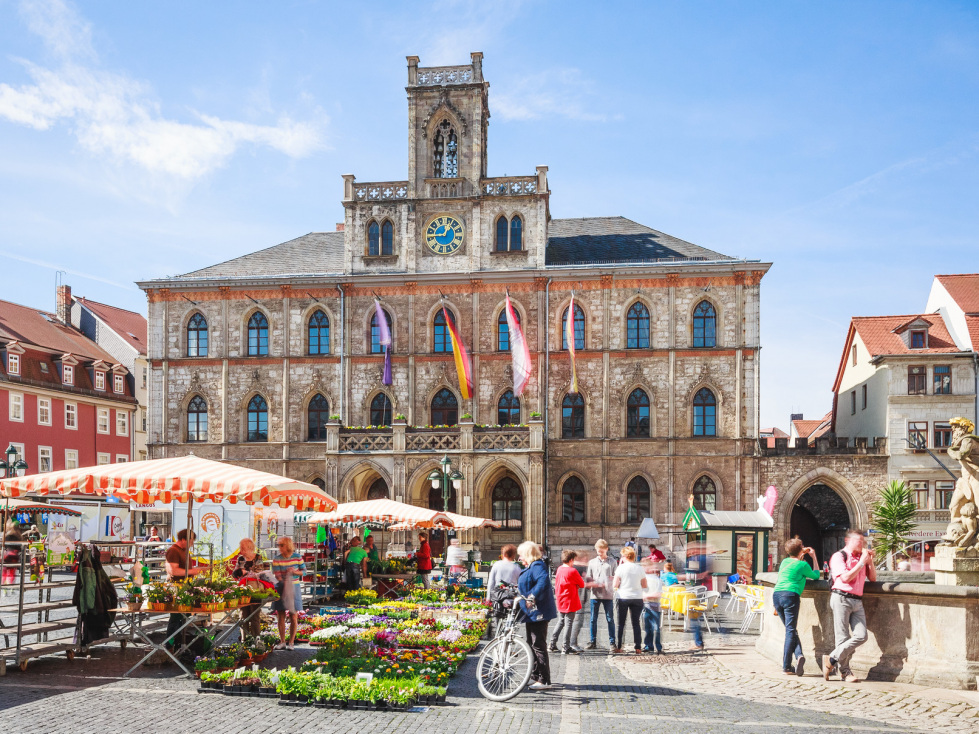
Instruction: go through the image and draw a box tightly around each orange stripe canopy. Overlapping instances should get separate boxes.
[306,499,454,528]
[0,455,336,512]
[386,511,501,531]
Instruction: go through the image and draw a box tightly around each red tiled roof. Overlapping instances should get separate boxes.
[967,315,979,352]
[760,427,789,438]
[75,297,147,355]
[0,298,118,363]
[792,420,823,439]
[936,274,979,314]
[851,313,962,357]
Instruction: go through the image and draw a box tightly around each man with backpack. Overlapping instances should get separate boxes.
[823,529,876,682]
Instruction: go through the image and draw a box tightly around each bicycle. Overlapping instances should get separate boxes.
[476,587,535,701]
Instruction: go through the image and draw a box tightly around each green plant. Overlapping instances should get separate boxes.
[870,480,918,568]
[461,412,473,421]
[329,414,341,421]
[395,413,407,421]
[146,583,174,603]
[529,411,541,418]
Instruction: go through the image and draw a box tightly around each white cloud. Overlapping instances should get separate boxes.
[494,68,610,123]
[0,0,326,181]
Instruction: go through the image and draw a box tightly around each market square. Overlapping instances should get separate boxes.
[2,2,979,732]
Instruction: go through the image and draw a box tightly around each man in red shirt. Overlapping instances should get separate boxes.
[548,549,585,654]
[647,545,666,564]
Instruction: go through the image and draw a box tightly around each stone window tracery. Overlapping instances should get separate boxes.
[626,302,650,349]
[562,304,585,350]
[433,120,458,178]
[381,220,394,256]
[627,476,651,522]
[187,395,207,442]
[510,215,522,250]
[307,393,330,441]
[497,307,520,351]
[187,313,208,357]
[431,388,458,426]
[368,221,380,255]
[497,389,520,425]
[562,393,585,438]
[367,478,388,500]
[370,393,393,426]
[492,477,523,529]
[693,475,717,511]
[247,395,268,442]
[626,388,650,437]
[433,309,454,353]
[370,309,392,354]
[247,312,269,356]
[693,387,717,437]
[495,216,508,251]
[693,301,716,348]
[308,310,330,355]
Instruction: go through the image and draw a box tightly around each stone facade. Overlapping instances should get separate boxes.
[138,52,826,554]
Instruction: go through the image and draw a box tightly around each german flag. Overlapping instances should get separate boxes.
[442,305,472,400]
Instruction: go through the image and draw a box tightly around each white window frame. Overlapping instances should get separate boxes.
[63,364,74,385]
[116,410,129,437]
[7,354,19,375]
[9,442,25,466]
[97,407,110,434]
[9,391,23,422]
[97,452,111,466]
[114,374,124,394]
[95,371,105,390]
[115,454,128,463]
[38,445,52,473]
[38,397,52,426]
[65,449,78,470]
[65,402,77,430]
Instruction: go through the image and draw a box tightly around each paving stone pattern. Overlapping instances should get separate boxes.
[4,617,965,734]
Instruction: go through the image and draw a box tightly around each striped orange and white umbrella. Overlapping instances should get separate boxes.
[442,511,501,530]
[306,498,452,528]
[0,455,336,512]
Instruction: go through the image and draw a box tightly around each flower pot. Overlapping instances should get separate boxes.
[223,685,234,696]
[149,602,167,611]
[127,600,142,612]
[176,604,192,613]
[314,700,326,708]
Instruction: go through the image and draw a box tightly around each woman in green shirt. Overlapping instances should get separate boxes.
[344,537,368,589]
[773,538,820,676]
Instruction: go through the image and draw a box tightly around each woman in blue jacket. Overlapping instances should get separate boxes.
[517,540,557,690]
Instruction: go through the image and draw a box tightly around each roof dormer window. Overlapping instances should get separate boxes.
[95,371,105,390]
[910,329,926,349]
[63,364,74,385]
[6,354,19,376]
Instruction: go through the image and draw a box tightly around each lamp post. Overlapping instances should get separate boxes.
[0,444,29,582]
[428,454,463,564]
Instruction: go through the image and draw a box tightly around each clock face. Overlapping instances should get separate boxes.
[425,214,465,255]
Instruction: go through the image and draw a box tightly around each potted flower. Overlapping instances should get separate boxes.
[174,588,194,613]
[122,582,143,612]
[146,583,174,611]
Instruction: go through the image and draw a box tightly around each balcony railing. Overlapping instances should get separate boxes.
[353,181,408,201]
[339,431,394,453]
[482,176,538,196]
[416,66,473,86]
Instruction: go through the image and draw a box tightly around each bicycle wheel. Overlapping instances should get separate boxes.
[476,634,534,701]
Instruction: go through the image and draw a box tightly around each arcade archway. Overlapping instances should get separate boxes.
[789,483,851,567]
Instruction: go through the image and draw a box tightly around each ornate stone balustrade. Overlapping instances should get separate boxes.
[473,428,530,451]
[406,431,460,452]
[482,176,538,196]
[353,181,408,201]
[339,431,394,453]
[416,66,473,86]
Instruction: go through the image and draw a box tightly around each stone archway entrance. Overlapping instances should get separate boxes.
[790,483,850,567]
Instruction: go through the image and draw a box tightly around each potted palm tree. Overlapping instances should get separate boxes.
[870,480,917,570]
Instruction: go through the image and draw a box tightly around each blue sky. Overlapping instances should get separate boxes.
[1,0,977,429]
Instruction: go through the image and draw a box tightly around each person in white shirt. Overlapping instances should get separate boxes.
[584,539,617,649]
[487,544,522,589]
[640,559,663,653]
[611,547,647,653]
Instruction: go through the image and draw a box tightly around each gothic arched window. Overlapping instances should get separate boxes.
[367,221,380,256]
[246,395,268,442]
[312,477,326,491]
[308,310,330,355]
[492,477,523,529]
[307,393,330,441]
[693,300,716,348]
[626,302,650,349]
[562,304,585,350]
[370,393,392,426]
[247,312,269,356]
[496,216,508,251]
[497,389,520,425]
[367,478,388,500]
[693,388,717,437]
[370,309,392,354]
[433,120,458,178]
[693,475,717,511]
[381,220,394,256]
[187,395,207,442]
[498,307,521,351]
[627,388,650,437]
[428,484,457,513]
[561,476,585,523]
[510,215,522,251]
[433,309,454,353]
[187,313,208,357]
[431,388,458,426]
[562,393,585,438]
[627,476,650,523]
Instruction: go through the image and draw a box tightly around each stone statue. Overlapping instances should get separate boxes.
[942,417,979,548]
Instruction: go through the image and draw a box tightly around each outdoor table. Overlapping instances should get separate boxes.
[111,602,266,678]
[370,573,415,600]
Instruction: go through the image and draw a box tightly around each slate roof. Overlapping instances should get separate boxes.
[851,314,962,356]
[173,232,346,281]
[546,216,734,265]
[75,297,148,355]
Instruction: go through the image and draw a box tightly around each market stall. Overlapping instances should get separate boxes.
[680,497,772,587]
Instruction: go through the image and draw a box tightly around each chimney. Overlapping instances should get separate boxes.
[56,284,72,324]
[790,413,803,423]
[335,223,345,232]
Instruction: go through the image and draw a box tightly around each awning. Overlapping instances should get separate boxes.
[0,455,337,512]
[305,499,453,528]
[0,498,82,516]
[636,517,660,540]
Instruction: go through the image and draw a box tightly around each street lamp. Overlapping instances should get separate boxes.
[427,455,464,565]
[0,444,28,478]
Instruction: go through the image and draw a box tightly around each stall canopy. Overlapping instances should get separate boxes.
[635,517,660,540]
[0,455,337,512]
[440,511,500,530]
[0,497,82,516]
[306,499,455,529]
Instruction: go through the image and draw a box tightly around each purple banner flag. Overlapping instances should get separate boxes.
[382,345,392,386]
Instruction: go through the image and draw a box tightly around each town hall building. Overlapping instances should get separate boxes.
[140,53,778,553]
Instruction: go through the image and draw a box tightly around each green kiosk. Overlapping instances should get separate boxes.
[681,496,772,590]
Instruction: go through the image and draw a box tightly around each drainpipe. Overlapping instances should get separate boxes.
[543,278,552,550]
[337,283,345,422]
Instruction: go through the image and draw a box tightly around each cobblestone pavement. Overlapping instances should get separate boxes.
[5,613,972,734]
